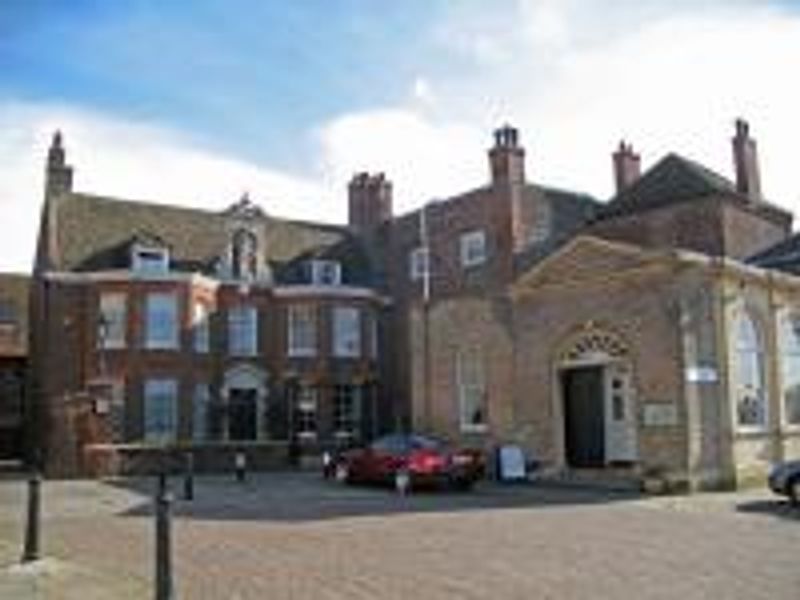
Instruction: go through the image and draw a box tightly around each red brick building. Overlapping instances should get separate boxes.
[28,120,800,487]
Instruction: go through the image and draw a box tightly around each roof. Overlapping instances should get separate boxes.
[747,232,800,275]
[595,153,790,223]
[52,193,377,286]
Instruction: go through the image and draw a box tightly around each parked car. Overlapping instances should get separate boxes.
[767,460,800,505]
[323,433,485,493]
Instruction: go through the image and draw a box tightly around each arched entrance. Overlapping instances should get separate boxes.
[556,326,637,468]
[222,365,268,441]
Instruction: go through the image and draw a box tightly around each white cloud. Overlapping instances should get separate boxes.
[0,102,331,271]
[2,2,800,272]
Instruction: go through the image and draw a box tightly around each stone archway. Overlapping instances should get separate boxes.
[222,364,269,441]
[554,325,637,468]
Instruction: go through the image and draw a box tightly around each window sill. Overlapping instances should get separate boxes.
[288,351,317,359]
[734,427,770,438]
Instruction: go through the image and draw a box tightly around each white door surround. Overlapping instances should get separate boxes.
[222,364,269,441]
[554,326,638,467]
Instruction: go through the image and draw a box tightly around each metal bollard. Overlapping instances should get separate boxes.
[157,471,168,497]
[21,473,41,563]
[155,488,174,600]
[235,451,247,483]
[183,452,194,501]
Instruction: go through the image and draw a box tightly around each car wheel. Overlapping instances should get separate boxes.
[789,476,800,506]
[334,463,350,485]
[394,469,411,495]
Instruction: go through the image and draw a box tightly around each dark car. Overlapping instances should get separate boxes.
[768,460,800,505]
[323,433,485,493]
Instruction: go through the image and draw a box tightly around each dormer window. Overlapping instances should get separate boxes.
[231,228,258,281]
[311,260,341,286]
[132,245,169,274]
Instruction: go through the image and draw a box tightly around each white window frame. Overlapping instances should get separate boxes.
[295,385,318,440]
[409,247,430,281]
[144,378,178,443]
[779,310,800,428]
[132,244,169,275]
[459,230,487,268]
[99,292,127,349]
[287,304,317,358]
[333,384,361,438]
[311,260,342,286]
[457,349,487,433]
[733,309,768,431]
[228,305,258,356]
[192,302,210,354]
[333,306,361,358]
[145,292,179,350]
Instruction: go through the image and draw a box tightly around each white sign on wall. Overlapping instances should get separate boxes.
[643,403,679,427]
[685,366,718,383]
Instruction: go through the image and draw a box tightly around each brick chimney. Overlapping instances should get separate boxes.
[45,130,73,199]
[348,172,393,232]
[732,118,762,200]
[489,124,525,186]
[612,140,641,193]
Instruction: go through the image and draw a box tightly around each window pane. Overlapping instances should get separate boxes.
[229,306,257,356]
[460,231,487,267]
[146,293,178,349]
[734,312,766,428]
[294,385,318,438]
[193,303,210,353]
[458,350,486,430]
[288,305,317,357]
[333,384,361,436]
[144,379,178,442]
[99,293,126,348]
[781,315,800,425]
[333,307,361,358]
[192,383,209,441]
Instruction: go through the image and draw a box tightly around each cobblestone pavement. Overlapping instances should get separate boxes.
[1,473,798,599]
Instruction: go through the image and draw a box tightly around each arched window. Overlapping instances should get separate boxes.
[780,313,800,426]
[734,311,766,428]
[231,229,258,280]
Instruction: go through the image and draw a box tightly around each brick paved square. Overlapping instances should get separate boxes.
[1,474,798,599]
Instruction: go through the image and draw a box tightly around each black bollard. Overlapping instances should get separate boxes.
[183,453,194,501]
[21,473,41,563]
[155,488,174,600]
[157,471,167,496]
[235,451,247,484]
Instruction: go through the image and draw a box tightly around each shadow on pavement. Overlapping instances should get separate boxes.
[735,498,800,522]
[105,472,642,523]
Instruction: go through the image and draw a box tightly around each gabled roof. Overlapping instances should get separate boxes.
[51,192,376,285]
[598,153,737,219]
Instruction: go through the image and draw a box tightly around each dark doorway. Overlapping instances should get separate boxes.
[562,366,605,468]
[228,389,258,441]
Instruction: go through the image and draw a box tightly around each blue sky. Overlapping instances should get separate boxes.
[1,1,458,172]
[1,1,800,271]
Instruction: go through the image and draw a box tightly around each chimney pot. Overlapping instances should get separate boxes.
[612,140,641,193]
[732,117,762,200]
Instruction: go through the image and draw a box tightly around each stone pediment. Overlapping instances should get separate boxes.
[514,235,659,291]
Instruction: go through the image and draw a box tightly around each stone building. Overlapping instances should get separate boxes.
[28,119,800,487]
[0,273,28,461]
[401,120,800,490]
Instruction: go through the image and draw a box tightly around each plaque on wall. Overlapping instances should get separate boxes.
[643,403,679,427]
[685,366,718,383]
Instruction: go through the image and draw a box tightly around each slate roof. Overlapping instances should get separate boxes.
[747,232,800,275]
[595,153,790,223]
[53,193,377,286]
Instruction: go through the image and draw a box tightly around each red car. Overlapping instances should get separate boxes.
[324,434,485,493]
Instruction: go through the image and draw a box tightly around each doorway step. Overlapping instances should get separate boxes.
[540,467,642,493]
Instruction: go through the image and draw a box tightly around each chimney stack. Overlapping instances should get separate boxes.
[489,124,525,186]
[45,130,73,199]
[612,140,641,193]
[348,172,393,232]
[732,118,762,201]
